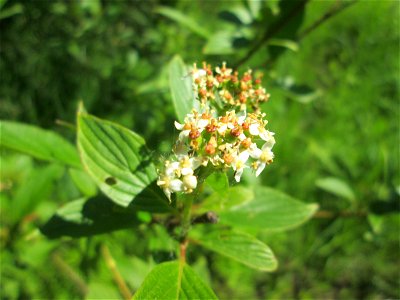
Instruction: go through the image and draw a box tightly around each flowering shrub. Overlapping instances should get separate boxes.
[0,56,317,299]
[158,62,275,200]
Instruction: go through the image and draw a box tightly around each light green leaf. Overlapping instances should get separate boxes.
[0,121,81,168]
[205,172,229,194]
[68,168,98,197]
[156,6,209,38]
[267,38,299,52]
[12,164,64,222]
[203,31,234,55]
[132,261,218,300]
[191,228,277,271]
[77,110,171,210]
[316,177,356,202]
[219,186,318,231]
[169,55,197,123]
[200,186,254,213]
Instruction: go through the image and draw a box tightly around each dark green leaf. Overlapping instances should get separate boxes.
[219,187,318,231]
[77,109,171,211]
[191,228,278,271]
[0,121,81,168]
[132,260,218,300]
[40,196,143,238]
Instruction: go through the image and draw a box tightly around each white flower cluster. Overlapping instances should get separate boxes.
[157,62,275,201]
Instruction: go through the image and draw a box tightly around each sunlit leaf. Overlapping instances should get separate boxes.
[169,55,198,123]
[0,121,81,168]
[77,107,171,210]
[203,31,235,55]
[191,228,278,271]
[199,186,254,213]
[132,261,218,299]
[316,177,356,202]
[219,187,318,231]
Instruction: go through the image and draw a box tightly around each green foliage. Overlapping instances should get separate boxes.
[0,121,81,168]
[132,261,217,300]
[191,228,278,271]
[219,187,318,231]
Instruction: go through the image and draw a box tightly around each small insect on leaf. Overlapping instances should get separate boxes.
[105,177,117,186]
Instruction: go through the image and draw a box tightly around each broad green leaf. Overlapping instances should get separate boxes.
[68,168,98,197]
[219,186,318,231]
[169,55,197,123]
[0,121,81,168]
[40,197,142,238]
[132,261,218,300]
[316,177,356,202]
[156,6,209,38]
[199,186,254,213]
[191,228,277,271]
[77,110,171,210]
[203,31,235,55]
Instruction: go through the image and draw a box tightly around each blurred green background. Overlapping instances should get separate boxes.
[1,0,399,299]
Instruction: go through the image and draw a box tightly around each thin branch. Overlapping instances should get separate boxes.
[234,0,309,69]
[100,244,131,300]
[313,210,367,219]
[51,252,88,297]
[297,0,359,40]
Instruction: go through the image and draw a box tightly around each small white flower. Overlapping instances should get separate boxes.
[250,143,274,177]
[182,174,197,191]
[157,175,183,201]
[232,151,250,182]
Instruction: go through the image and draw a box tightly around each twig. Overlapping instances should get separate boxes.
[55,119,76,131]
[51,252,88,297]
[234,0,309,69]
[313,210,367,219]
[297,0,359,40]
[100,244,131,300]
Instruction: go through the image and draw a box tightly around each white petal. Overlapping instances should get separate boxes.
[183,175,197,189]
[234,168,244,182]
[174,121,184,130]
[249,147,262,159]
[238,150,250,163]
[217,124,227,135]
[178,130,190,141]
[197,118,209,129]
[255,162,266,177]
[249,123,260,136]
[190,157,202,170]
[170,179,183,192]
[181,167,193,176]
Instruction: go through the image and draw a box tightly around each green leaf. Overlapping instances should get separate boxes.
[77,110,171,211]
[200,186,254,213]
[169,55,197,123]
[219,186,318,231]
[68,168,98,197]
[267,38,299,52]
[11,164,64,222]
[203,31,235,55]
[132,261,218,300]
[156,6,209,38]
[0,121,81,168]
[205,172,229,194]
[40,197,143,238]
[316,177,356,202]
[191,228,278,271]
